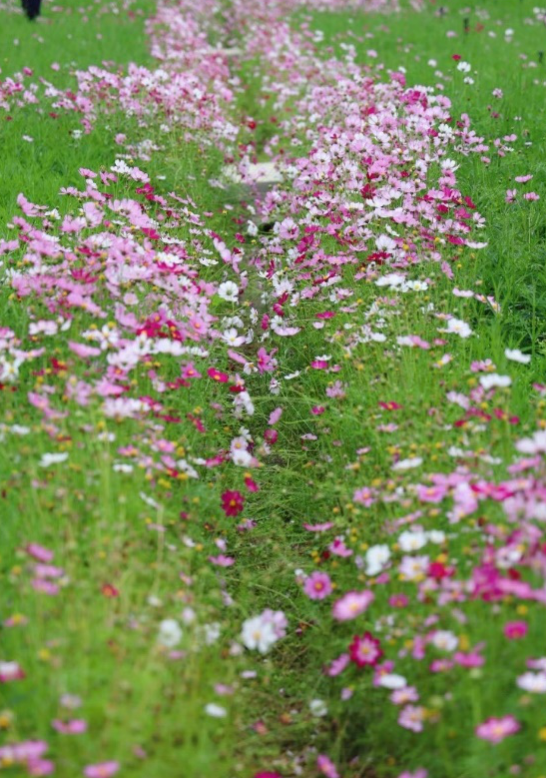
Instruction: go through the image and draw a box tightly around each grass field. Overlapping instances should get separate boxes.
[0,0,545,777]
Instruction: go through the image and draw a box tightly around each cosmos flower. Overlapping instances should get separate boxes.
[303,572,333,600]
[349,632,384,668]
[83,763,120,778]
[332,591,374,621]
[221,490,245,517]
[475,716,520,744]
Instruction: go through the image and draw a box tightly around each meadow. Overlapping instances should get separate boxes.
[0,0,545,777]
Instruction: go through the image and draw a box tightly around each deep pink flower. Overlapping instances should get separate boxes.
[254,773,282,778]
[304,572,333,600]
[349,632,383,667]
[389,594,409,608]
[220,490,244,517]
[207,367,229,383]
[476,715,520,744]
[332,590,374,621]
[504,621,528,639]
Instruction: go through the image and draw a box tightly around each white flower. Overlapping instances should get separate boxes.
[365,544,391,576]
[515,430,546,455]
[375,272,405,288]
[398,530,428,552]
[431,630,458,652]
[39,452,69,468]
[309,699,328,717]
[401,280,428,292]
[516,672,546,694]
[217,281,239,303]
[441,318,473,338]
[457,61,471,73]
[427,530,446,544]
[479,374,512,390]
[505,348,531,364]
[399,555,429,581]
[204,703,227,718]
[440,159,459,173]
[375,235,397,252]
[157,619,182,648]
[392,457,423,471]
[222,328,245,347]
[378,673,407,689]
[241,616,278,654]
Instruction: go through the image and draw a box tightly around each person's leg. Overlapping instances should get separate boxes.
[23,0,42,19]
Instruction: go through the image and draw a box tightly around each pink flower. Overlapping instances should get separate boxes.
[504,621,528,639]
[505,189,517,203]
[398,770,428,778]
[208,555,235,567]
[220,490,244,517]
[349,632,383,667]
[398,705,426,732]
[52,719,87,734]
[353,486,376,506]
[83,762,120,778]
[523,192,539,201]
[390,686,420,705]
[317,755,340,778]
[332,590,374,621]
[475,715,520,744]
[26,544,54,563]
[416,484,447,503]
[28,759,55,776]
[304,572,333,600]
[515,175,533,183]
[325,653,350,677]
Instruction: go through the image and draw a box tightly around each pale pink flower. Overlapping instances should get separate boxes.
[475,715,520,744]
[83,762,120,778]
[332,590,374,621]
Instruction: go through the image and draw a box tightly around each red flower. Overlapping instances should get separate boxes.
[349,632,383,667]
[221,490,244,517]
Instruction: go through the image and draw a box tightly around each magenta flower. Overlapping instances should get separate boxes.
[304,572,333,600]
[83,762,120,778]
[332,590,374,621]
[503,621,528,639]
[349,632,383,667]
[317,754,340,778]
[475,715,520,744]
[220,490,244,517]
[207,367,229,383]
[253,773,282,778]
